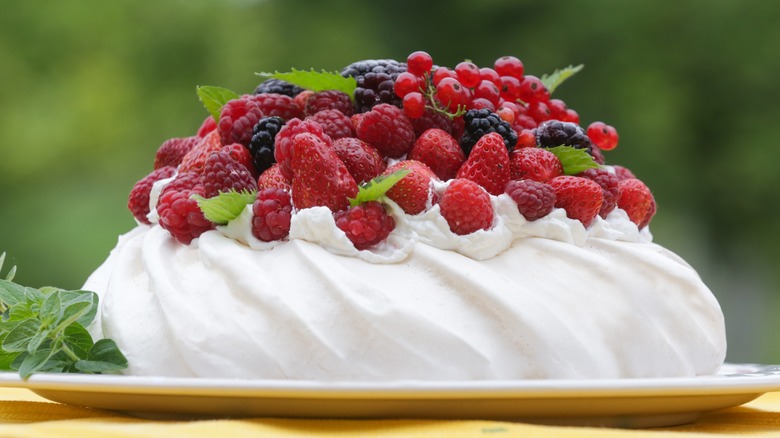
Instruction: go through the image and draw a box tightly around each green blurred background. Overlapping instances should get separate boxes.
[1,0,778,363]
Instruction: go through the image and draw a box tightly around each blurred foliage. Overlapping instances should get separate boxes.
[1,0,779,362]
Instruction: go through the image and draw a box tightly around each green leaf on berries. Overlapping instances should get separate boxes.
[197,86,240,122]
[349,170,410,207]
[540,64,584,94]
[256,69,357,100]
[193,190,257,225]
[546,146,602,175]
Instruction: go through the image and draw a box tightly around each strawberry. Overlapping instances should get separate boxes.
[274,118,332,180]
[257,163,291,192]
[382,160,436,215]
[509,147,563,183]
[331,137,386,184]
[550,175,603,226]
[290,133,358,212]
[455,132,510,196]
[179,130,223,173]
[154,136,199,170]
[439,178,494,235]
[220,143,256,177]
[407,128,465,181]
[617,178,654,227]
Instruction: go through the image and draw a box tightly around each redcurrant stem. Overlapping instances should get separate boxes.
[420,76,467,120]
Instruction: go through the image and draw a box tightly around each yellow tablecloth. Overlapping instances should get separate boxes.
[0,389,778,437]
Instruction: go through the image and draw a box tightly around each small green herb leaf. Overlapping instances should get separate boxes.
[193,190,257,225]
[197,85,240,122]
[540,64,584,94]
[3,319,40,353]
[256,69,357,99]
[74,339,128,373]
[349,170,410,207]
[546,145,602,175]
[18,349,55,379]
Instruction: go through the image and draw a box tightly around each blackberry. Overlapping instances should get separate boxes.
[459,108,518,156]
[254,78,304,97]
[341,59,407,113]
[248,116,286,174]
[535,120,592,154]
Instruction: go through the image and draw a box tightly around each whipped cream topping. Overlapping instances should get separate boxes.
[85,184,726,380]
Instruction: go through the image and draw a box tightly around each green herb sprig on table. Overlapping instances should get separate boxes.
[0,253,127,378]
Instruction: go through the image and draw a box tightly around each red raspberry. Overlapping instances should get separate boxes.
[383,160,436,215]
[307,109,355,140]
[197,116,217,138]
[304,90,354,116]
[128,166,176,224]
[612,165,637,181]
[157,172,214,244]
[274,118,333,180]
[251,188,293,242]
[153,136,199,170]
[591,146,606,165]
[408,128,465,181]
[334,201,396,250]
[331,137,386,184]
[439,178,494,235]
[617,178,654,227]
[504,179,556,221]
[257,163,292,192]
[578,167,620,218]
[294,90,314,110]
[355,104,416,158]
[411,108,460,138]
[245,93,303,121]
[290,133,358,212]
[509,147,563,182]
[217,98,265,147]
[456,132,511,196]
[202,151,258,198]
[179,130,223,173]
[220,143,256,177]
[550,176,603,227]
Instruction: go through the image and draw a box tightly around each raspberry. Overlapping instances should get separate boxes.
[153,136,199,170]
[157,172,214,244]
[578,167,620,218]
[202,151,258,198]
[411,108,460,137]
[251,187,293,242]
[334,201,396,250]
[254,78,304,97]
[290,133,357,212]
[439,178,494,235]
[355,104,416,158]
[408,128,465,181]
[331,137,386,184]
[220,143,255,177]
[257,163,291,192]
[179,130,223,173]
[341,59,407,113]
[197,116,217,138]
[504,179,556,221]
[245,93,303,121]
[217,98,265,147]
[460,108,518,156]
[308,109,355,140]
[383,160,435,215]
[509,147,563,182]
[304,90,354,116]
[550,175,603,227]
[128,166,176,224]
[535,120,592,154]
[249,116,286,174]
[274,118,333,180]
[613,165,637,181]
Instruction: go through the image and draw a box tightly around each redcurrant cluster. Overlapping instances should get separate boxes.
[393,51,619,152]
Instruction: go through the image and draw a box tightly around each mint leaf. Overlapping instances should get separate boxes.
[256,69,357,99]
[193,190,257,225]
[546,145,602,175]
[197,85,240,122]
[349,170,410,207]
[540,64,584,94]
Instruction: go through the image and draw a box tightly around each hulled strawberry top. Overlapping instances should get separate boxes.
[127,51,655,254]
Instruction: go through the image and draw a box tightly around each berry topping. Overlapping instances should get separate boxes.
[587,121,619,151]
[249,116,286,175]
[251,188,293,242]
[274,118,333,180]
[179,130,223,173]
[307,109,355,140]
[245,93,303,121]
[355,104,416,158]
[197,116,217,138]
[617,178,655,228]
[550,175,603,227]
[460,108,518,156]
[406,51,433,76]
[504,179,556,221]
[341,59,407,113]
[535,120,592,154]
[157,172,214,244]
[382,160,436,215]
[408,128,465,181]
[578,167,621,218]
[217,98,265,147]
[290,133,358,212]
[509,147,563,183]
[456,132,511,196]
[202,150,258,198]
[613,165,637,181]
[220,143,256,177]
[254,78,304,97]
[154,136,199,170]
[439,178,494,235]
[304,90,354,116]
[256,163,292,192]
[128,166,177,224]
[334,201,396,250]
[331,137,386,184]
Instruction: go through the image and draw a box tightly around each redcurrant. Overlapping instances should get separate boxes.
[563,108,580,124]
[518,75,550,103]
[587,121,619,151]
[435,77,469,112]
[497,106,515,124]
[470,98,496,112]
[527,100,551,123]
[403,92,426,119]
[406,51,433,76]
[473,80,501,106]
[516,129,537,148]
[499,76,522,101]
[455,61,480,88]
[479,67,501,86]
[432,67,457,86]
[547,98,568,121]
[394,72,420,98]
[494,56,524,80]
